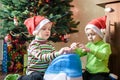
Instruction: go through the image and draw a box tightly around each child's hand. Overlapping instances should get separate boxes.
[70,42,79,50]
[78,44,90,52]
[59,47,72,54]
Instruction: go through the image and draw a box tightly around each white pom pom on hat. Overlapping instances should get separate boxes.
[85,16,107,38]
[24,16,50,35]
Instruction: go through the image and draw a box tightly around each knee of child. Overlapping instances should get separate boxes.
[17,75,31,80]
[18,72,43,80]
[30,71,43,80]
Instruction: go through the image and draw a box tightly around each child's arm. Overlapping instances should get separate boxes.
[89,43,111,61]
[70,42,87,56]
[78,43,90,52]
[70,42,79,50]
[58,47,73,55]
[28,42,72,62]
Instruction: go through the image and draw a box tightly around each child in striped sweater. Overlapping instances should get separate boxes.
[23,15,72,79]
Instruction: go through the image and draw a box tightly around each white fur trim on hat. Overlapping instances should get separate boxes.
[33,19,50,35]
[85,24,104,38]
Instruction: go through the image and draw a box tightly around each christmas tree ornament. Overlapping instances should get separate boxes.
[45,0,50,3]
[7,44,13,53]
[14,16,18,26]
[14,61,23,73]
[64,38,69,43]
[64,34,70,39]
[60,35,64,41]
[4,34,12,43]
[63,34,70,43]
[38,0,42,7]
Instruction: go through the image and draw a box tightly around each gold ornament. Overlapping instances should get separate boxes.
[38,0,42,7]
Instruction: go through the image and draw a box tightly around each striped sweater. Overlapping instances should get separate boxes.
[26,36,60,75]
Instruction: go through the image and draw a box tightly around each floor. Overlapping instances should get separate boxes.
[0,72,7,80]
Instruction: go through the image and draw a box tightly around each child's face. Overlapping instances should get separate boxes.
[86,28,102,43]
[37,22,52,40]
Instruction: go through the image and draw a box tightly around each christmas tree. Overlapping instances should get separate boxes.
[0,0,79,42]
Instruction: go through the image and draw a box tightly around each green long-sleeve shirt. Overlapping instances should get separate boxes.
[75,40,111,74]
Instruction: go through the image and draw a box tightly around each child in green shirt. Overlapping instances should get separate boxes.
[71,16,111,80]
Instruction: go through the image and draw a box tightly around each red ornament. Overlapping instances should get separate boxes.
[45,0,49,3]
[7,44,13,52]
[64,34,70,39]
[12,52,19,61]
[4,34,12,43]
[60,34,70,43]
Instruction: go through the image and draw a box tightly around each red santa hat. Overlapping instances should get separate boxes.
[24,16,51,35]
[85,16,107,38]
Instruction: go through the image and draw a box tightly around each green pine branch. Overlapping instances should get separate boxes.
[0,0,80,42]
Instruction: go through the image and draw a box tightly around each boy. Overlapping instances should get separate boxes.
[24,16,72,77]
[71,16,111,80]
[4,15,72,80]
